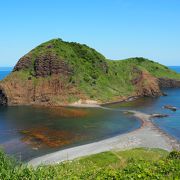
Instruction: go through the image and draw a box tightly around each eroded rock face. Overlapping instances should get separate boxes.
[135,73,161,97]
[0,88,8,106]
[0,75,80,106]
[158,78,180,88]
[13,55,32,71]
[132,68,162,97]
[34,53,73,77]
[13,52,73,78]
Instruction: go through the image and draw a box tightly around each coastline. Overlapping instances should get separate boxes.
[67,95,140,108]
[28,110,180,167]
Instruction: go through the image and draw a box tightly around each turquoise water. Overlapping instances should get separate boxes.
[0,66,180,161]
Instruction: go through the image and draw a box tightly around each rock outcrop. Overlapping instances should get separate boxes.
[163,105,178,111]
[13,55,33,72]
[158,78,180,88]
[34,54,73,77]
[0,75,81,106]
[151,114,169,118]
[0,86,8,105]
[132,69,162,97]
[14,52,73,78]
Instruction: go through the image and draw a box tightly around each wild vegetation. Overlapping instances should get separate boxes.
[0,148,179,179]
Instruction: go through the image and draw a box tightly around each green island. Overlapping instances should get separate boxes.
[0,38,180,106]
[0,148,180,179]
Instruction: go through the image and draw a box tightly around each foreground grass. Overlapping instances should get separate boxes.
[0,148,180,179]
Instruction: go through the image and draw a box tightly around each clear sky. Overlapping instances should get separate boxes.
[0,0,180,66]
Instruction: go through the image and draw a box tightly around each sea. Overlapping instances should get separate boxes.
[0,67,13,80]
[0,66,179,161]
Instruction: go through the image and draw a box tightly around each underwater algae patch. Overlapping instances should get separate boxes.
[48,107,89,118]
[34,106,89,118]
[20,127,84,148]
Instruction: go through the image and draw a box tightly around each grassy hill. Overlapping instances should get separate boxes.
[1,39,180,105]
[0,148,179,179]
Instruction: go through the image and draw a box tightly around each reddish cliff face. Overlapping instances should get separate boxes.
[131,69,162,97]
[0,75,83,106]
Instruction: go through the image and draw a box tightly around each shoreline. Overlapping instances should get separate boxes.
[28,110,180,167]
[10,95,140,108]
[67,96,140,108]
[65,95,142,108]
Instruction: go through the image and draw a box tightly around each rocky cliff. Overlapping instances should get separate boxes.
[0,39,180,106]
[131,69,161,97]
[158,78,180,88]
[14,52,73,77]
[0,86,7,105]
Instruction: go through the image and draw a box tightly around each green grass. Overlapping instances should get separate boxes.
[115,58,180,79]
[0,148,180,179]
[115,147,168,161]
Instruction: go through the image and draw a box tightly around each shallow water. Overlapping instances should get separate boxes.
[0,106,140,161]
[0,67,180,161]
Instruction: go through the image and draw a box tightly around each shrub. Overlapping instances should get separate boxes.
[168,151,180,159]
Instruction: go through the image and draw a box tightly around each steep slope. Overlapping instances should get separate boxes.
[0,39,180,106]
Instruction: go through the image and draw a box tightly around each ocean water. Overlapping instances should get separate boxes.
[0,67,12,80]
[0,66,180,161]
[169,66,180,73]
[108,88,180,141]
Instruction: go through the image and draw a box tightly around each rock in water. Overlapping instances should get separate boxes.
[151,114,169,118]
[163,105,177,112]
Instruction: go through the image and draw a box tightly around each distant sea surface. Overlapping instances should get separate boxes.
[169,66,180,73]
[0,66,179,161]
[0,67,12,80]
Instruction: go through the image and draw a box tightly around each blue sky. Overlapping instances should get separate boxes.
[0,0,180,66]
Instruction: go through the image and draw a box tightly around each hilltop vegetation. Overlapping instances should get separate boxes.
[1,39,180,105]
[0,148,180,179]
